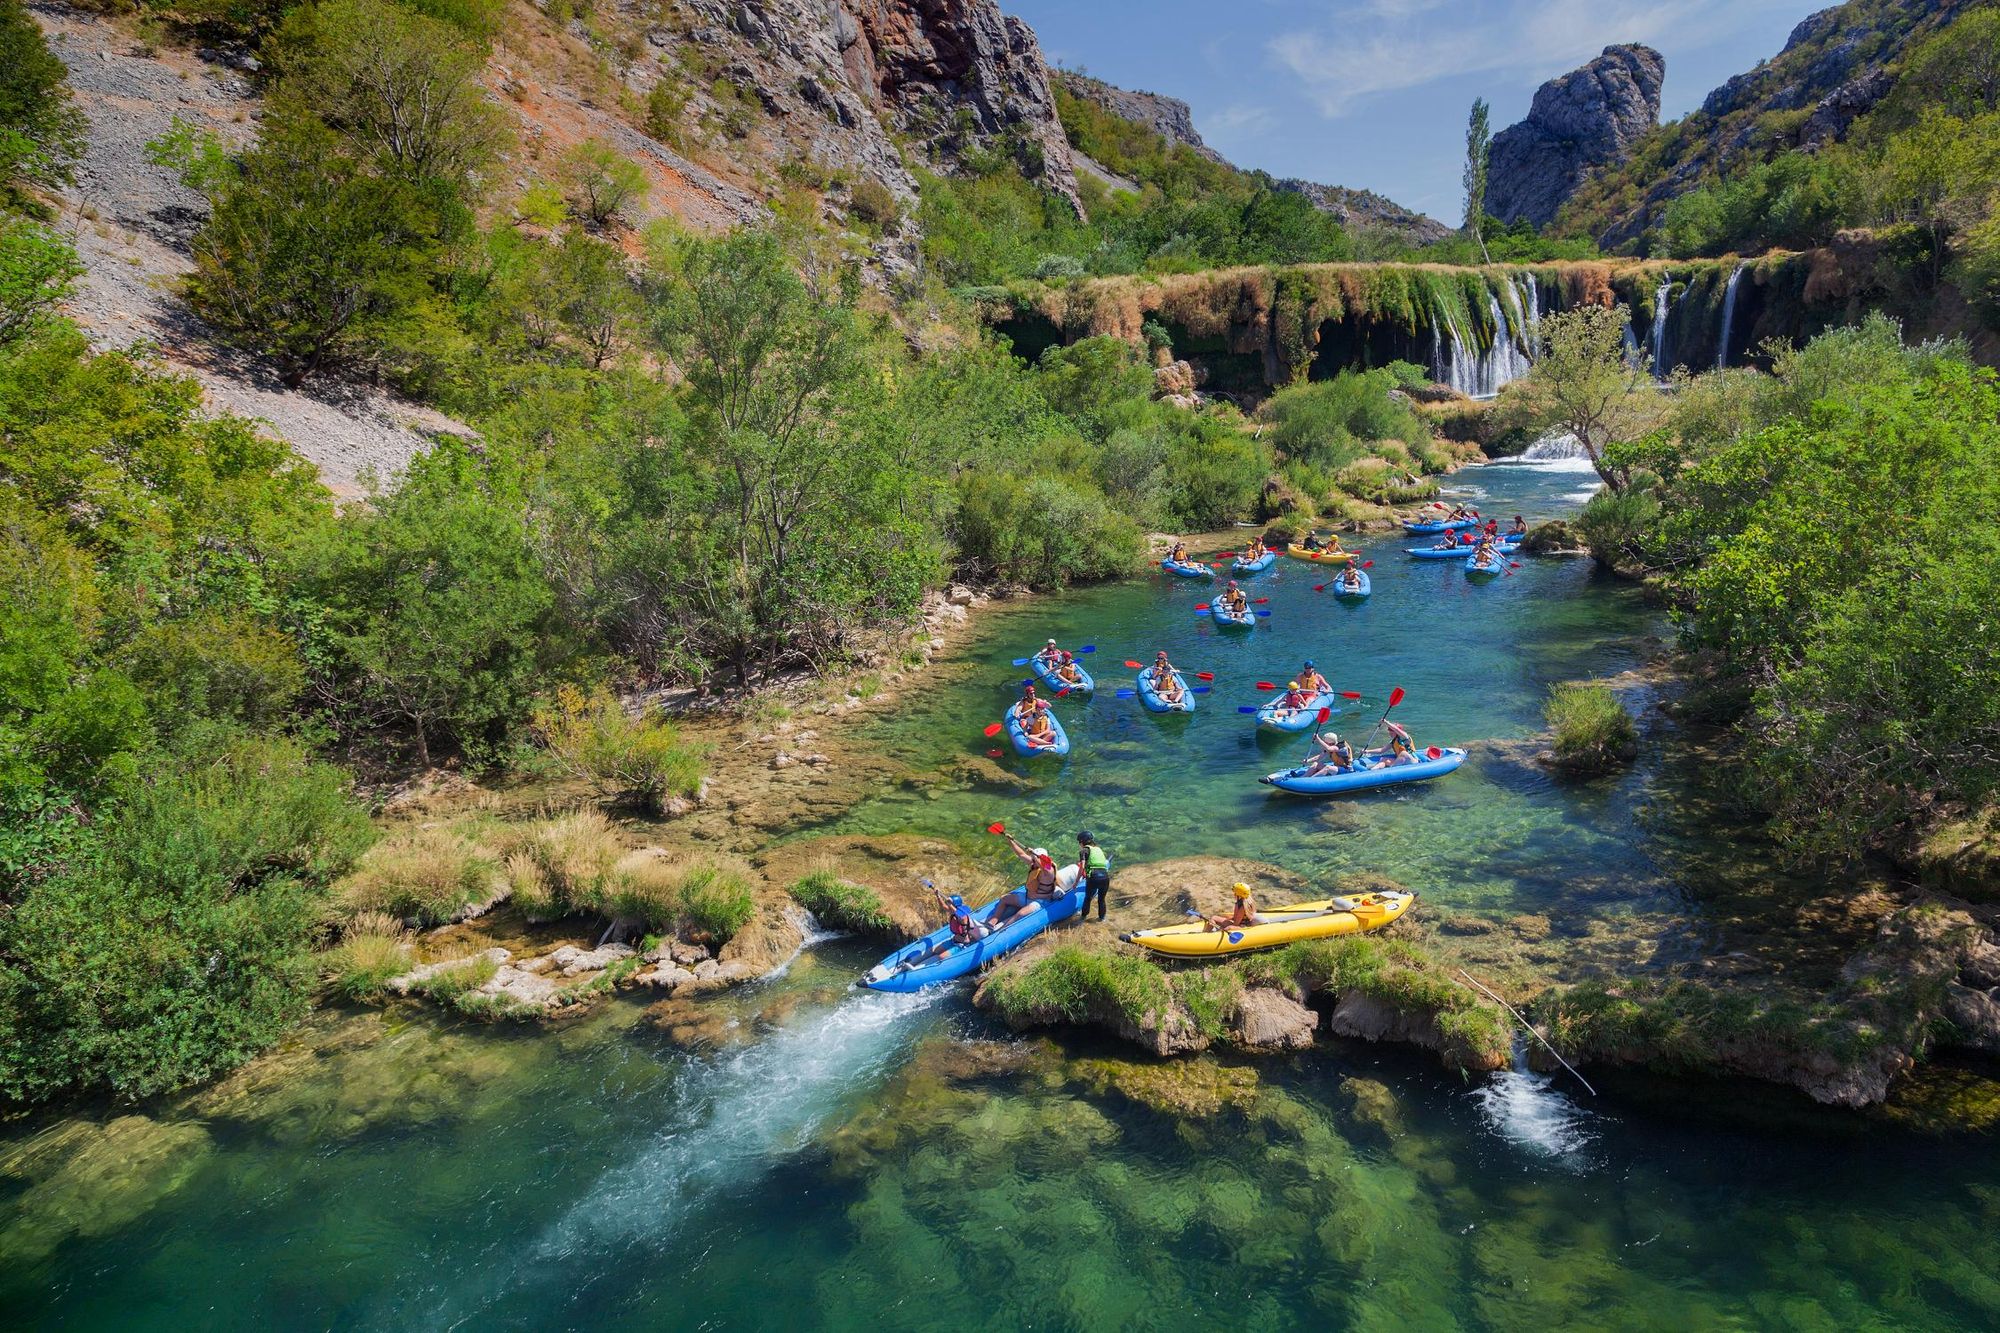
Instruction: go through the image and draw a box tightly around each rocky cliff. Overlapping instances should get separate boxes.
[1056,69,1446,244]
[1486,44,1664,228]
[1555,0,1976,249]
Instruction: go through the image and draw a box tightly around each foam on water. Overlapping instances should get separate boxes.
[1471,1055,1596,1167]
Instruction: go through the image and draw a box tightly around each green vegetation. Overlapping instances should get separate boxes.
[1240,936,1512,1066]
[1598,315,1999,860]
[324,911,413,999]
[530,686,707,815]
[788,871,895,936]
[336,828,499,925]
[1544,683,1638,773]
[0,0,83,198]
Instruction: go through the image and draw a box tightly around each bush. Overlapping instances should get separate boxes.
[530,685,707,814]
[1544,683,1638,773]
[848,178,899,230]
[788,869,893,935]
[1265,370,1432,472]
[553,138,648,226]
[1573,482,1659,568]
[603,849,680,929]
[506,809,623,917]
[325,911,412,999]
[1161,428,1266,530]
[337,827,499,925]
[676,862,755,942]
[953,471,1143,587]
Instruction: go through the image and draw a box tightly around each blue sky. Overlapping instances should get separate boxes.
[1008,0,1822,223]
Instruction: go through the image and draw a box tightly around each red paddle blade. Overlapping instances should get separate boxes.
[1388,687,1406,708]
[1316,706,1332,723]
[1312,584,1327,592]
[1194,672,1215,682]
[1055,687,1070,697]
[987,822,1006,835]
[1123,660,1143,669]
[1362,560,1374,568]
[1251,597,1269,605]
[1340,691,1363,699]
[986,749,1003,758]
[1255,681,1278,691]
[1215,551,1236,558]
[1194,603,1210,611]
[982,722,1004,737]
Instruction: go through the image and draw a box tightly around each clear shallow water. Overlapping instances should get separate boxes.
[6,458,1999,1329]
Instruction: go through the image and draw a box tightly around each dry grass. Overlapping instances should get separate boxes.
[337,828,500,926]
[325,912,413,999]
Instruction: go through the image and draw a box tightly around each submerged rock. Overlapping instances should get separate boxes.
[547,942,638,977]
[0,1115,213,1264]
[1069,1054,1261,1118]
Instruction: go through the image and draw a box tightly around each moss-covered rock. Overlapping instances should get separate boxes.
[0,1115,213,1264]
[1068,1054,1261,1117]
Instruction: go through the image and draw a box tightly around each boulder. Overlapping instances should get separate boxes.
[1233,988,1318,1051]
[634,964,696,991]
[1487,44,1664,227]
[477,965,562,1009]
[545,943,637,977]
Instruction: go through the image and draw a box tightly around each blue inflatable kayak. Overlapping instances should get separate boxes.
[1406,542,1479,559]
[1260,747,1467,795]
[1137,666,1195,713]
[1256,691,1338,733]
[1403,516,1478,534]
[1465,549,1507,579]
[1028,655,1093,694]
[1161,559,1214,579]
[1232,550,1276,575]
[861,880,1087,992]
[1005,707,1070,757]
[1211,598,1256,630]
[1329,570,1371,601]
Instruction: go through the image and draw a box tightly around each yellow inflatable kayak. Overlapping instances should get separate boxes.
[1285,543,1360,563]
[1121,891,1413,957]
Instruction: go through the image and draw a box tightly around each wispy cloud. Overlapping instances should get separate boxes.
[1201,102,1281,151]
[1270,0,1792,117]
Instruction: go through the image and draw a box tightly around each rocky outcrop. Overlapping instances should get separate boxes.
[1054,70,1222,162]
[1272,179,1451,245]
[837,0,1081,214]
[1488,44,1664,227]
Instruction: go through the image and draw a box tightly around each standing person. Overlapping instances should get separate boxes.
[1077,830,1112,921]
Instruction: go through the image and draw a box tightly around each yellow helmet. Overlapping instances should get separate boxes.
[1232,882,1251,899]
[1287,680,1299,689]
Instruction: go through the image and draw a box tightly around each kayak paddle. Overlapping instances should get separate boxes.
[982,722,1004,737]
[1237,705,1260,714]
[986,748,1003,757]
[1194,672,1215,681]
[1362,686,1406,747]
[987,822,1006,835]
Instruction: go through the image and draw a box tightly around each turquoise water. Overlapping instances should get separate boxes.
[5,458,1998,1329]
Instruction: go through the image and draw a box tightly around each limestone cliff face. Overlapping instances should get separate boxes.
[1486,44,1664,228]
[838,0,1080,212]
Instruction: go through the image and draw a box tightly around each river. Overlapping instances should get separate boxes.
[5,455,1998,1329]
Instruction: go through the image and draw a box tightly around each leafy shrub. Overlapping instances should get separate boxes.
[1265,370,1431,472]
[848,178,899,229]
[1160,428,1266,530]
[0,217,82,349]
[337,827,499,925]
[530,685,707,814]
[953,471,1143,587]
[788,869,893,935]
[1573,482,1659,567]
[1545,683,1638,773]
[553,138,648,226]
[676,862,755,942]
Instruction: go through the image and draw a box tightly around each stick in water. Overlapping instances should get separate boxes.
[1456,969,1597,1097]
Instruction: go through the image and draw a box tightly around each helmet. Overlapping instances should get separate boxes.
[1077,830,1094,844]
[1287,680,1299,689]
[1155,650,1168,659]
[948,894,968,911]
[1227,579,1238,588]
[1022,683,1036,693]
[1232,882,1251,899]
[1046,637,1057,646]
[1303,660,1315,669]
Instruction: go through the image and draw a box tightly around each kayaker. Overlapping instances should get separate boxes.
[1169,540,1189,564]
[1149,652,1187,706]
[1509,514,1528,537]
[895,887,991,972]
[1304,730,1353,775]
[1277,680,1312,710]
[1034,638,1061,667]
[1012,684,1046,722]
[1472,537,1498,564]
[1077,830,1112,921]
[1206,882,1265,933]
[1054,650,1084,687]
[1366,721,1420,767]
[1446,504,1471,523]
[1484,518,1500,539]
[1338,563,1364,592]
[1243,537,1266,561]
[1221,580,1248,614]
[1432,533,1461,551]
[1298,660,1332,695]
[1300,532,1324,552]
[1021,708,1058,750]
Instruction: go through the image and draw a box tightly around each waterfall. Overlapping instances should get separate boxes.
[1649,275,1673,379]
[1622,323,1642,369]
[1431,280,1537,399]
[1716,261,1748,369]
[1519,432,1589,461]
[1520,271,1542,348]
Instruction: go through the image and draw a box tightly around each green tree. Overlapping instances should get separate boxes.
[0,0,84,194]
[1463,97,1492,264]
[554,138,649,227]
[0,216,81,348]
[1524,303,1653,492]
[185,117,442,384]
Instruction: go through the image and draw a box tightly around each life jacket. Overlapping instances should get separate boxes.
[1083,844,1109,872]
[1392,735,1415,757]
[949,912,973,943]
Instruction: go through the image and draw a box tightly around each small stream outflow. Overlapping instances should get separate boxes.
[1716,261,1749,369]
[1650,276,1674,379]
[531,985,942,1261]
[1471,1039,1596,1164]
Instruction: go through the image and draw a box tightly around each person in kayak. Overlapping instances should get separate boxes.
[1013,684,1046,722]
[1508,514,1528,538]
[1168,540,1189,564]
[1445,504,1472,524]
[1243,536,1267,561]
[1277,680,1312,710]
[1206,882,1265,933]
[1077,830,1112,921]
[1148,651,1187,706]
[894,886,992,972]
[1484,518,1500,540]
[1221,580,1248,615]
[1298,660,1332,695]
[1034,638,1062,668]
[1303,730,1353,775]
[1365,721,1420,767]
[1299,531,1325,552]
[986,835,1064,929]
[1021,707,1058,750]
[1054,650,1085,687]
[1471,536,1498,565]
[1337,561,1365,593]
